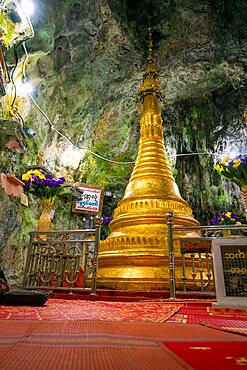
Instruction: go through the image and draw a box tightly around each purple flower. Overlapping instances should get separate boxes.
[40,179,49,186]
[240,155,247,166]
[22,170,67,201]
[50,180,59,187]
[210,211,241,225]
[210,213,221,225]
[57,177,65,185]
[103,216,112,226]
[231,213,240,222]
[45,174,53,180]
[32,175,39,183]
[25,179,31,188]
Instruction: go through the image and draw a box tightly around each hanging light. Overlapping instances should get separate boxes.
[229,149,238,159]
[61,146,84,169]
[19,0,35,17]
[15,79,33,95]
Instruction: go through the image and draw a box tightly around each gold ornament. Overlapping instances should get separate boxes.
[241,187,247,221]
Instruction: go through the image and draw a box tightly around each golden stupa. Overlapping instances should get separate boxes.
[98,29,199,290]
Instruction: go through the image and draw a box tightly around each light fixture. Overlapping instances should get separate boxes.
[24,128,36,136]
[15,79,33,95]
[61,146,84,169]
[19,0,34,17]
[229,149,238,159]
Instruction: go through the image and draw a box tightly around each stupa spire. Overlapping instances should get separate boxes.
[98,28,199,291]
[138,27,162,101]
[124,27,184,202]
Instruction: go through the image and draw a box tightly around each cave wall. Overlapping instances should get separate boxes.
[0,0,246,286]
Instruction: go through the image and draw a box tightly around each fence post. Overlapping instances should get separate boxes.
[22,233,35,289]
[165,212,176,299]
[91,215,103,295]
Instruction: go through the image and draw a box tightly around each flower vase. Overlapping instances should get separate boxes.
[241,187,247,222]
[37,199,53,240]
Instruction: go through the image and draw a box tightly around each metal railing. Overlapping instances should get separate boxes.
[22,217,103,294]
[22,212,247,298]
[166,212,247,299]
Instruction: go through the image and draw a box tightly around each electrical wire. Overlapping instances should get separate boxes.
[29,92,137,164]
[10,43,19,107]
[29,87,235,164]
[29,87,247,163]
[26,67,247,164]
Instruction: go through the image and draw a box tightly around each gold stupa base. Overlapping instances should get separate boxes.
[97,252,214,291]
[97,278,168,291]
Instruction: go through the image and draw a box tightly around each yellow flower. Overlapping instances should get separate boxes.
[215,164,224,172]
[220,156,229,165]
[232,158,241,169]
[236,221,241,225]
[22,170,46,181]
[32,169,41,175]
[31,170,45,179]
[225,212,231,218]
[22,173,32,181]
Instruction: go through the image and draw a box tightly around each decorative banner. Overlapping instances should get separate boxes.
[72,183,104,215]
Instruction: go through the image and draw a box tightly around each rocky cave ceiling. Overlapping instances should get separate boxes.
[1,0,247,221]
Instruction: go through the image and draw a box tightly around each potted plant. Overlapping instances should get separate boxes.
[22,169,66,232]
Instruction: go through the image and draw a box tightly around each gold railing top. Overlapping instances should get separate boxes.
[29,229,96,236]
[171,224,247,231]
[173,237,214,241]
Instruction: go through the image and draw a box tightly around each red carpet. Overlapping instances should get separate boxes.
[167,303,247,335]
[0,321,245,370]
[163,341,247,370]
[0,299,180,323]
[1,299,246,369]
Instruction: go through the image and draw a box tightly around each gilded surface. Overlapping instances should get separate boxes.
[98,29,200,290]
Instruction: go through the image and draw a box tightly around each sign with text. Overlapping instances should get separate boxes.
[212,238,247,307]
[72,183,104,215]
[220,244,247,297]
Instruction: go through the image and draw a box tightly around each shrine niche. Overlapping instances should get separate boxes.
[0,173,24,197]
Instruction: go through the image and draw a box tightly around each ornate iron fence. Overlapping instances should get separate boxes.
[23,218,102,294]
[178,237,213,293]
[22,214,247,298]
[166,212,247,298]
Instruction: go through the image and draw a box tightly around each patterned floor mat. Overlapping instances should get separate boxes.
[0,299,180,323]
[167,304,247,335]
